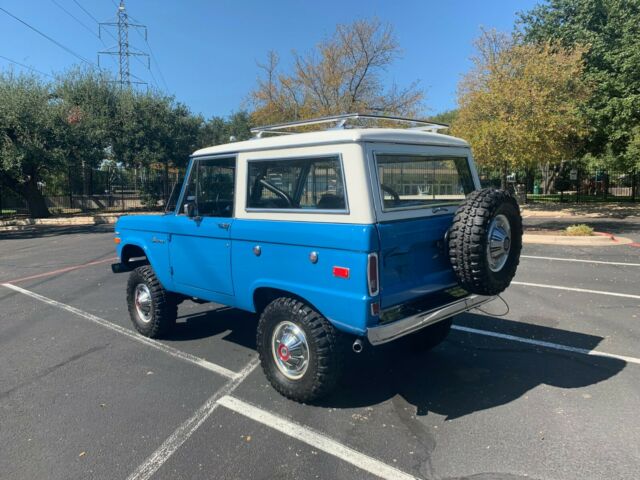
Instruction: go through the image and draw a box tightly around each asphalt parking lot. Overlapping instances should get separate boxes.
[1,223,639,480]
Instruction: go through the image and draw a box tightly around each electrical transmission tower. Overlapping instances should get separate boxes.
[98,0,149,88]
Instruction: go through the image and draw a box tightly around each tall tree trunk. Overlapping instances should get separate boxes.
[23,178,50,218]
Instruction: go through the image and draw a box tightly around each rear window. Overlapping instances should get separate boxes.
[247,156,347,211]
[375,154,474,211]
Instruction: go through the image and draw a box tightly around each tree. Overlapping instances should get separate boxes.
[112,90,202,198]
[249,18,424,125]
[0,73,65,217]
[54,69,118,196]
[451,29,592,190]
[199,111,253,147]
[518,0,640,168]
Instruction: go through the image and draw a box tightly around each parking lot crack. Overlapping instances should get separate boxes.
[0,344,109,400]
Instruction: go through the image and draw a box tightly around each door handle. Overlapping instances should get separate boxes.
[218,223,231,230]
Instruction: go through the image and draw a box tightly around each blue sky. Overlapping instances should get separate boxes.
[1,0,540,119]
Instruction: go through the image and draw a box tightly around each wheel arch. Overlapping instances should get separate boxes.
[121,243,148,265]
[253,287,319,316]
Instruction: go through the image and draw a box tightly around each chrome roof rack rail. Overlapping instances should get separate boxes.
[250,113,449,137]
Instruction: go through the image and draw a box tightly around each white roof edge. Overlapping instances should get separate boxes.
[191,128,469,157]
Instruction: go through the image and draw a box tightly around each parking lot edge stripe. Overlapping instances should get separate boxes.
[521,255,640,267]
[126,359,260,480]
[217,395,420,480]
[452,325,640,366]
[0,283,240,379]
[511,281,640,300]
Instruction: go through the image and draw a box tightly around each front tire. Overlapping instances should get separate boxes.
[127,265,178,338]
[256,297,343,403]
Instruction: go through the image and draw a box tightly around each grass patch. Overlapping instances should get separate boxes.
[565,224,594,236]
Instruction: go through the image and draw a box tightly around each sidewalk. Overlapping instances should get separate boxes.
[521,202,640,219]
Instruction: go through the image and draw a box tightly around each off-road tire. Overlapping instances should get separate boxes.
[448,188,522,295]
[257,297,343,403]
[404,318,453,352]
[126,265,178,338]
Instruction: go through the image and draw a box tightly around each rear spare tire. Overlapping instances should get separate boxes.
[448,188,522,295]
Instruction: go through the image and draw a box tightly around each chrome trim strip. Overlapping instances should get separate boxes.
[366,294,494,345]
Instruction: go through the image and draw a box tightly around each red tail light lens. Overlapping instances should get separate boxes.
[332,266,350,279]
[367,253,379,296]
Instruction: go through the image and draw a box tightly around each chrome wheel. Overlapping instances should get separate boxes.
[134,284,153,323]
[271,321,310,380]
[487,214,512,272]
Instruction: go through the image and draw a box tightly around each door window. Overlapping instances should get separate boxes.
[182,158,235,217]
[247,156,346,211]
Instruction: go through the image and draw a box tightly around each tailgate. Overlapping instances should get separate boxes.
[376,214,458,309]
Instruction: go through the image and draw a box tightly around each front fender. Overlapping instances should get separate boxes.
[116,232,173,290]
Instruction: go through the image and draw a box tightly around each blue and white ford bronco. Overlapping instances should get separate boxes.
[113,114,522,402]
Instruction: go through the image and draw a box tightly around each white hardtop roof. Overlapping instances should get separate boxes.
[192,128,469,157]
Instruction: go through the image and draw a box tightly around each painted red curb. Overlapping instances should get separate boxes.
[593,231,640,247]
[593,231,618,242]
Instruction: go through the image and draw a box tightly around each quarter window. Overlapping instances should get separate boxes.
[375,154,474,211]
[247,156,346,211]
[182,158,235,217]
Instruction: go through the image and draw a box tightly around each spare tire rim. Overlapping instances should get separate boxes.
[134,284,153,323]
[271,321,310,380]
[487,214,512,272]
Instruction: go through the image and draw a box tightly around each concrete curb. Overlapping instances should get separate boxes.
[0,212,156,231]
[523,232,634,246]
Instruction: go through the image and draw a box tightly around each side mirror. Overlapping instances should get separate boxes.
[183,200,196,218]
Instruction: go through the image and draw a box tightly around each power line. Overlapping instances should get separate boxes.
[129,14,168,91]
[0,54,55,78]
[0,6,96,67]
[49,0,96,38]
[71,0,100,23]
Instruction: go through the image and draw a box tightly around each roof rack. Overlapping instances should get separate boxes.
[250,113,449,137]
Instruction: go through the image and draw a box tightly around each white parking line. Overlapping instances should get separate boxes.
[127,359,260,480]
[522,255,640,267]
[452,325,640,365]
[217,395,420,480]
[511,281,640,300]
[1,283,240,379]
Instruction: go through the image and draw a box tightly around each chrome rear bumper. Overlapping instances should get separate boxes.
[366,294,494,345]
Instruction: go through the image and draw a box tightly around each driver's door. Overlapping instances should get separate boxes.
[169,157,235,297]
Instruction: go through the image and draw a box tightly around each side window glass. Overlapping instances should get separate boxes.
[183,158,235,217]
[247,156,346,211]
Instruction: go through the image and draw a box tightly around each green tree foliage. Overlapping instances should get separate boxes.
[0,73,66,217]
[199,111,253,146]
[451,29,592,190]
[249,18,424,124]
[518,0,640,168]
[0,69,249,217]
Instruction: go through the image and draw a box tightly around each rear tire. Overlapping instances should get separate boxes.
[448,188,522,295]
[127,265,178,338]
[404,318,453,351]
[256,297,343,403]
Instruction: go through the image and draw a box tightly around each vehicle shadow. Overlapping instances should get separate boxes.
[165,307,626,419]
[321,313,626,418]
[171,306,258,350]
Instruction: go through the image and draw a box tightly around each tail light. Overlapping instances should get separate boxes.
[367,253,379,296]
